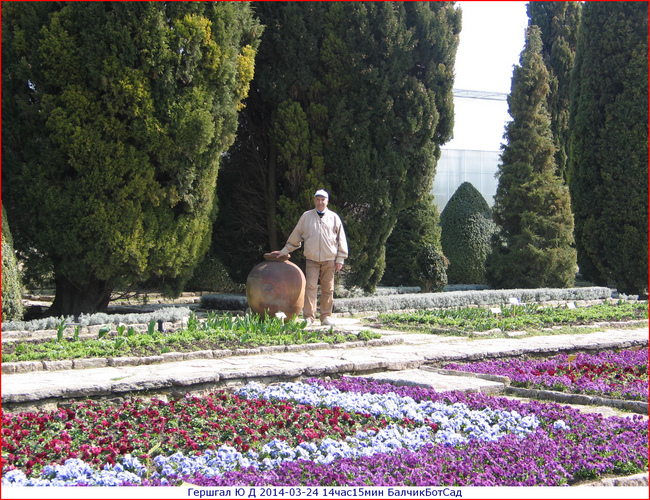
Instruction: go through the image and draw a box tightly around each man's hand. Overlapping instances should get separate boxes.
[269,250,284,259]
[335,263,343,273]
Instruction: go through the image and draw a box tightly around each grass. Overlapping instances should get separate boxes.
[1,312,380,363]
[375,300,648,338]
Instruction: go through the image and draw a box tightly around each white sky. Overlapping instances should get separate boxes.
[443,1,529,151]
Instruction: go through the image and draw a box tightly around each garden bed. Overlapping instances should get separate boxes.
[376,300,648,336]
[1,312,380,365]
[2,377,647,487]
[440,348,649,414]
[442,348,649,401]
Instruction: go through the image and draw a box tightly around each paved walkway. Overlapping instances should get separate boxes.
[2,319,647,413]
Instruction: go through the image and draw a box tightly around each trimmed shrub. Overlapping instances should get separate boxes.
[2,204,24,321]
[1,307,192,332]
[440,182,496,284]
[333,286,614,315]
[200,294,249,311]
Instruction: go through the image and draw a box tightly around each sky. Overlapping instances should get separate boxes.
[443,1,530,151]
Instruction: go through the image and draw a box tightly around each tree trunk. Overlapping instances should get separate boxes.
[267,140,279,250]
[48,275,112,317]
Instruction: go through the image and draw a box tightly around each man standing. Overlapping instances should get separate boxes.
[269,189,348,326]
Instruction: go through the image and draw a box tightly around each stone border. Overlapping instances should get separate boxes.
[0,336,403,374]
[421,366,512,384]
[580,472,649,487]
[505,386,649,415]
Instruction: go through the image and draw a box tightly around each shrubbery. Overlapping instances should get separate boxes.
[440,182,496,285]
[333,286,614,314]
[200,294,249,311]
[414,244,449,292]
[1,204,24,321]
[1,307,191,332]
[383,194,447,291]
[186,253,245,293]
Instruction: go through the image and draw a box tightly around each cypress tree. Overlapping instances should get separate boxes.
[486,26,577,289]
[1,204,24,321]
[212,2,330,282]
[214,2,460,291]
[568,2,648,295]
[383,193,447,291]
[440,182,496,285]
[1,3,261,315]
[527,2,581,180]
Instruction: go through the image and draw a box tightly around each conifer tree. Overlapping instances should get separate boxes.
[383,193,447,291]
[1,2,261,315]
[1,204,24,321]
[486,26,577,289]
[527,1,581,180]
[213,2,460,291]
[568,2,648,295]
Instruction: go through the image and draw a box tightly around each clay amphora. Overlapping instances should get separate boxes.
[246,253,306,320]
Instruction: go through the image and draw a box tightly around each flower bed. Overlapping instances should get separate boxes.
[443,348,649,402]
[2,378,647,486]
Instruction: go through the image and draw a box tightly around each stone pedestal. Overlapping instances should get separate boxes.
[246,254,306,320]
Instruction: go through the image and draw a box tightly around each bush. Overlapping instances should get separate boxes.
[440,182,496,285]
[2,204,24,321]
[185,253,245,293]
[332,286,614,314]
[1,307,192,332]
[414,244,448,292]
[383,194,445,287]
[200,294,248,311]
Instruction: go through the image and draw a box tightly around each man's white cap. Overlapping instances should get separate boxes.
[314,189,329,199]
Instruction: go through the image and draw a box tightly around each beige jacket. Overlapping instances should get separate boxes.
[280,209,348,264]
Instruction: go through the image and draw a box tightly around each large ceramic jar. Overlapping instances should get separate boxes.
[246,253,306,320]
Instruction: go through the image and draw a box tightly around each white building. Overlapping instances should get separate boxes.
[434,89,511,211]
[434,148,500,209]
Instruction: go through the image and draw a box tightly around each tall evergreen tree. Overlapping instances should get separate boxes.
[383,193,447,291]
[527,1,581,180]
[213,2,460,291]
[1,2,262,315]
[2,204,24,321]
[486,26,577,289]
[568,2,649,295]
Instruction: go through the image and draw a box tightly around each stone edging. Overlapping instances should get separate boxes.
[579,472,649,487]
[505,386,649,415]
[0,336,404,374]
